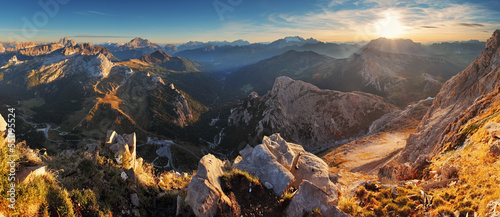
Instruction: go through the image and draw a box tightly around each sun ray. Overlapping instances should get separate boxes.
[375,11,407,38]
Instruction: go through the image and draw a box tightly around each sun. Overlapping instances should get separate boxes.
[375,11,406,38]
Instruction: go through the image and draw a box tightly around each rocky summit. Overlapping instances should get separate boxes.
[227,76,397,152]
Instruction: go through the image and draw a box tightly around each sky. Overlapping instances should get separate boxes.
[1,0,499,44]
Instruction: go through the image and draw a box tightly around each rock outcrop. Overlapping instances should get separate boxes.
[187,134,346,216]
[105,131,137,168]
[186,154,232,217]
[233,143,294,195]
[0,43,5,53]
[402,30,500,162]
[169,84,193,127]
[286,181,348,217]
[228,76,397,152]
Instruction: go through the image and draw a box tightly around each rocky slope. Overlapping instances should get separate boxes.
[401,30,500,162]
[224,76,397,153]
[0,44,210,151]
[0,43,4,53]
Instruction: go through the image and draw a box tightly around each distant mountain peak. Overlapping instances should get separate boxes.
[124,37,159,49]
[58,37,77,47]
[363,37,425,55]
[284,36,304,42]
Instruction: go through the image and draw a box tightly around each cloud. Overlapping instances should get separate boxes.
[458,23,485,28]
[209,0,500,42]
[75,10,112,16]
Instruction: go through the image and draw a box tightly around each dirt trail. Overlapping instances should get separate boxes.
[323,131,409,173]
[322,131,412,191]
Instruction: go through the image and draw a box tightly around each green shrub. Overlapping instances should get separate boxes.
[47,186,75,217]
[78,159,97,175]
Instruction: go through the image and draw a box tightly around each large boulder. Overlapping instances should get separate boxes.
[186,154,232,217]
[234,133,339,204]
[286,181,349,217]
[288,144,339,206]
[105,130,136,168]
[233,143,294,195]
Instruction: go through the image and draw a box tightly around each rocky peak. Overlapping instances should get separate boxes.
[0,43,4,53]
[125,37,159,49]
[61,43,115,59]
[57,37,77,47]
[402,30,500,162]
[228,76,398,152]
[12,42,37,51]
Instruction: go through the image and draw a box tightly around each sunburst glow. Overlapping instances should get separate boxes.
[375,11,407,38]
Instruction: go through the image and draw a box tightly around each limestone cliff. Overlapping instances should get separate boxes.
[228,76,398,152]
[402,30,500,162]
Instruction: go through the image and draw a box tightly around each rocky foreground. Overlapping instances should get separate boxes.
[186,133,349,217]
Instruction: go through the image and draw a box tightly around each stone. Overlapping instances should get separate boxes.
[86,143,98,154]
[105,131,137,169]
[16,165,46,184]
[186,154,232,217]
[263,134,296,169]
[233,144,294,195]
[264,182,274,189]
[288,142,339,206]
[130,193,139,207]
[490,142,500,157]
[125,168,137,184]
[286,181,349,217]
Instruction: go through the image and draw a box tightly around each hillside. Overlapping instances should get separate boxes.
[224,40,461,106]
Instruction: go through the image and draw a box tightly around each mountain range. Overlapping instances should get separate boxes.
[1,31,499,216]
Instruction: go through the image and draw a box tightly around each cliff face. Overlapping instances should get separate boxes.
[228,76,398,152]
[402,30,500,162]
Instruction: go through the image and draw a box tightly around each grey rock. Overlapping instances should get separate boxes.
[264,182,274,189]
[286,181,349,217]
[130,193,139,207]
[186,154,232,217]
[86,143,98,154]
[233,144,294,196]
